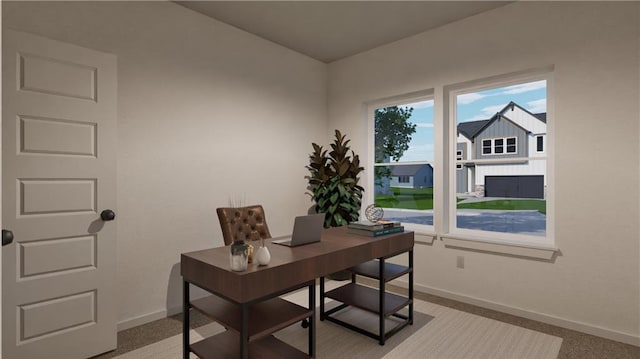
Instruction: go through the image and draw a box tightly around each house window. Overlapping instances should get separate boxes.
[451,75,550,245]
[494,138,504,154]
[506,137,517,153]
[370,96,435,232]
[482,137,517,156]
[536,135,544,152]
[482,140,492,154]
[456,150,463,169]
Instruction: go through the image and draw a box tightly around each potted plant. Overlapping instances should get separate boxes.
[306,129,364,228]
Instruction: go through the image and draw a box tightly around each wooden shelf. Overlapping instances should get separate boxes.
[325,283,411,316]
[348,260,411,281]
[191,295,312,341]
[190,331,309,359]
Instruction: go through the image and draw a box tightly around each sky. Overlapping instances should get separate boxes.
[381,80,547,162]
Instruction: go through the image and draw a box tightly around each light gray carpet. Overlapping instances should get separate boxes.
[113,283,562,359]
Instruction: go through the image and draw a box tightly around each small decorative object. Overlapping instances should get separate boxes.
[247,244,254,263]
[256,238,271,266]
[230,240,249,271]
[365,204,384,222]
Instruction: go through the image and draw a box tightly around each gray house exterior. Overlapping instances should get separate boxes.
[456,102,547,198]
[390,164,433,188]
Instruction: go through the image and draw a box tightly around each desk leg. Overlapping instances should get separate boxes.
[409,249,414,325]
[379,258,386,346]
[182,280,190,359]
[240,303,249,359]
[319,276,325,321]
[309,282,316,358]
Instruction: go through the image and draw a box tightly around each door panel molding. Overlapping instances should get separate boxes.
[3,29,117,359]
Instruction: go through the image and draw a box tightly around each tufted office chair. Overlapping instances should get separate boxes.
[216,205,272,245]
[216,204,310,328]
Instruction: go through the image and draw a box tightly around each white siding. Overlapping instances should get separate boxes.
[475,159,547,185]
[529,134,546,157]
[502,105,546,134]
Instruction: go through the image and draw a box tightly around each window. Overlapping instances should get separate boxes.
[494,138,504,154]
[482,137,517,155]
[536,135,544,152]
[367,71,552,249]
[482,140,492,154]
[506,137,517,153]
[371,96,435,230]
[451,76,549,243]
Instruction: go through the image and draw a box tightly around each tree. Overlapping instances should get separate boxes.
[374,106,417,188]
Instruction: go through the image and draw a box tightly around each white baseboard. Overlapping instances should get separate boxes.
[118,288,210,331]
[389,278,639,347]
[118,279,640,348]
[118,309,168,331]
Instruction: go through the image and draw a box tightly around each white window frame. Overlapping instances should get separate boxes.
[506,137,517,153]
[482,139,492,154]
[481,137,517,156]
[536,135,545,153]
[495,138,504,154]
[365,89,436,237]
[444,69,555,250]
[456,150,463,169]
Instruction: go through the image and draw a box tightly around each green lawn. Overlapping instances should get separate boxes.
[457,199,546,215]
[375,187,546,214]
[375,187,434,210]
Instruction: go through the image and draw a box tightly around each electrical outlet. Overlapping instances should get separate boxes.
[456,255,464,269]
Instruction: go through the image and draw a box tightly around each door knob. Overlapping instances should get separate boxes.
[100,209,116,221]
[2,229,14,246]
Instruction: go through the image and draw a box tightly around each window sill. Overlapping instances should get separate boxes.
[414,233,436,245]
[402,223,436,244]
[441,234,558,260]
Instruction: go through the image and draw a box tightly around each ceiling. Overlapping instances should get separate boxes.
[176,1,509,63]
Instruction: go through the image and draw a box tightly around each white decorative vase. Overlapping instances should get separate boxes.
[256,244,271,266]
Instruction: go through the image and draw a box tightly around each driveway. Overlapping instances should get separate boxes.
[382,208,546,236]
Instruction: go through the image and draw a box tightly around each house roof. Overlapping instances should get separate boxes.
[390,164,432,176]
[457,101,546,140]
[534,113,546,123]
[458,120,490,139]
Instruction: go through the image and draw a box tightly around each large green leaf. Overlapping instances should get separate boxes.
[337,183,347,197]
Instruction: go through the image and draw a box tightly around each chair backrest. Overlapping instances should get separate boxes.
[216,205,272,245]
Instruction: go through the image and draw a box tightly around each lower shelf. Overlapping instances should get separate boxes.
[191,295,312,340]
[190,331,308,359]
[325,283,411,316]
[348,260,411,281]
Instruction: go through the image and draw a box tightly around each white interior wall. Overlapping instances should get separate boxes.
[3,0,640,347]
[3,1,327,328]
[328,2,640,344]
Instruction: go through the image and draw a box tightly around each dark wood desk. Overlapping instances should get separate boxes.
[181,226,414,359]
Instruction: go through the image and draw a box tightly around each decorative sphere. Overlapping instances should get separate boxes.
[364,204,384,222]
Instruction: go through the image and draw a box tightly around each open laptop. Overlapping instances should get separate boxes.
[272,213,325,247]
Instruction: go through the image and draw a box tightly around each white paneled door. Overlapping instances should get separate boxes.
[2,30,117,359]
